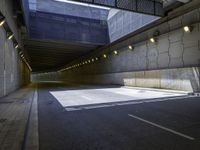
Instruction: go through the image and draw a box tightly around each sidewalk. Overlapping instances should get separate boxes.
[0,84,38,150]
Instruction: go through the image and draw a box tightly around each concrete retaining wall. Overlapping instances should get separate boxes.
[32,67,200,92]
[107,9,159,42]
[0,0,31,97]
[61,68,200,92]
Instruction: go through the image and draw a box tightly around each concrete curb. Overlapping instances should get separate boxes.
[25,85,39,150]
[123,86,190,94]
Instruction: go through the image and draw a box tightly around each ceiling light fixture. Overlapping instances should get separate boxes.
[183,25,193,33]
[150,37,156,43]
[15,44,19,49]
[113,50,118,55]
[128,45,133,50]
[7,33,14,40]
[0,18,5,26]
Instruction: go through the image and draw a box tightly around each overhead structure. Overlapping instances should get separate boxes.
[162,0,190,8]
[24,39,100,72]
[63,0,164,16]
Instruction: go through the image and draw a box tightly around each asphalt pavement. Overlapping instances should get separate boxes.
[37,82,200,150]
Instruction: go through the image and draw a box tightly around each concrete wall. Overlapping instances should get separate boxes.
[107,9,159,42]
[32,72,59,82]
[58,68,199,92]
[0,0,31,97]
[29,11,109,44]
[30,0,109,20]
[28,0,110,44]
[32,3,200,92]
[32,67,200,92]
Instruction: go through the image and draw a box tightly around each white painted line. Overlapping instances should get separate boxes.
[128,114,195,141]
[65,96,195,112]
[123,86,189,94]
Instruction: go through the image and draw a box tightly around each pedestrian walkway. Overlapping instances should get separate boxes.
[0,84,38,150]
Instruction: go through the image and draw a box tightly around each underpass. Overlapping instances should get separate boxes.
[0,0,200,150]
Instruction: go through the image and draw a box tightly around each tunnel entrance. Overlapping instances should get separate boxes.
[0,0,200,150]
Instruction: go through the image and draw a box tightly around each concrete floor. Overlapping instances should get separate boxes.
[49,84,187,111]
[37,82,200,150]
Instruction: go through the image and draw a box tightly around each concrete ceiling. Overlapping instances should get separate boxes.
[22,0,191,73]
[24,39,100,72]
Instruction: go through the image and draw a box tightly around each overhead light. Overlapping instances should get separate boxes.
[95,57,98,60]
[7,33,14,40]
[92,59,94,62]
[113,50,118,55]
[0,19,5,26]
[15,44,19,49]
[103,54,107,58]
[128,45,133,50]
[150,37,156,43]
[183,25,192,33]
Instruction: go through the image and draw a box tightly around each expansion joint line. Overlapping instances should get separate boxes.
[181,16,185,67]
[167,21,171,68]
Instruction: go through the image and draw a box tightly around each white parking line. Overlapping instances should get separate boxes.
[128,114,195,140]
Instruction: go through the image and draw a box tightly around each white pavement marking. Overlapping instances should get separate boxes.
[128,114,195,141]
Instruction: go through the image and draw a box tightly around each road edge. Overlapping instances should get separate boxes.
[25,85,39,150]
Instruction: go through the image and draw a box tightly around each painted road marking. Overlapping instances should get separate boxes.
[128,114,195,140]
[64,96,195,112]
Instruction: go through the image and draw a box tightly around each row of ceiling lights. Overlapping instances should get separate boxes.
[59,44,133,72]
[59,24,192,72]
[0,13,32,72]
